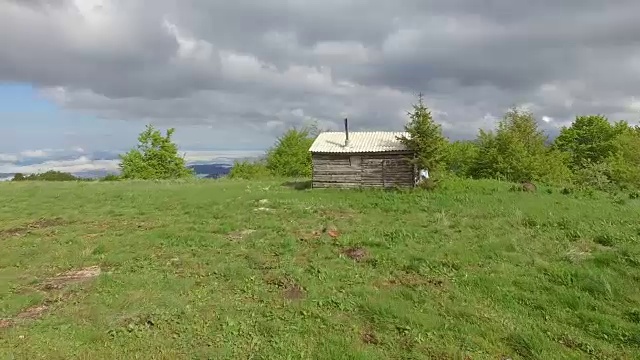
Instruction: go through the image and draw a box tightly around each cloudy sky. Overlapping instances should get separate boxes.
[1,0,640,174]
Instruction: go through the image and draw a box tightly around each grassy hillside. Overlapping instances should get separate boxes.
[1,178,640,359]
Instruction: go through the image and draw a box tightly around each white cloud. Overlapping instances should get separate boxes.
[627,97,640,112]
[20,149,51,158]
[0,149,264,175]
[2,0,640,149]
[182,150,264,164]
[0,156,120,175]
[0,154,19,162]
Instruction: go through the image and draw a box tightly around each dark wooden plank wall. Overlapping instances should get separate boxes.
[311,154,361,188]
[312,152,415,188]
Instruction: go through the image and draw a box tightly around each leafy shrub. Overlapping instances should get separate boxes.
[417,178,438,191]
[265,127,315,177]
[13,170,81,181]
[119,124,194,180]
[443,140,477,177]
[561,187,574,195]
[228,160,272,180]
[607,128,640,189]
[553,115,621,169]
[100,174,122,181]
[538,149,573,185]
[468,107,570,184]
[572,160,613,191]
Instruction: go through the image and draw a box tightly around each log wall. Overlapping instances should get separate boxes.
[312,152,415,189]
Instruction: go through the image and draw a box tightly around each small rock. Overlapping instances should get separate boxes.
[522,182,536,192]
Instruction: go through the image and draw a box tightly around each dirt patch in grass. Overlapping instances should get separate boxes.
[377,272,448,290]
[342,247,368,262]
[1,266,101,329]
[361,330,380,345]
[297,224,340,241]
[40,266,102,291]
[0,217,68,237]
[227,229,256,241]
[297,229,322,242]
[565,241,594,263]
[558,335,580,349]
[283,284,306,300]
[0,305,49,329]
[264,275,306,301]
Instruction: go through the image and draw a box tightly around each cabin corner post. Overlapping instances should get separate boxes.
[412,152,418,187]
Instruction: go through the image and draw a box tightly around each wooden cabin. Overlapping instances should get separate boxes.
[309,120,416,189]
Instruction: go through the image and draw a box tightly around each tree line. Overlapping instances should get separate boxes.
[232,93,640,192]
[10,94,640,191]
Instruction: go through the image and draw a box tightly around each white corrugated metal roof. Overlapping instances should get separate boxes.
[309,131,410,153]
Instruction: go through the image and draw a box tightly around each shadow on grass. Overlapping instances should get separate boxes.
[281,180,417,192]
[281,180,312,190]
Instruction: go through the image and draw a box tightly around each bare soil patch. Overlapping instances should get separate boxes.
[378,272,447,290]
[342,247,368,262]
[227,229,256,241]
[522,182,537,192]
[283,284,306,300]
[297,223,341,241]
[0,217,68,237]
[565,241,594,263]
[1,302,53,329]
[361,330,380,345]
[40,266,102,290]
[264,275,306,301]
[296,229,322,242]
[1,266,101,329]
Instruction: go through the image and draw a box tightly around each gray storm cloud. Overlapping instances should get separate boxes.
[1,0,639,141]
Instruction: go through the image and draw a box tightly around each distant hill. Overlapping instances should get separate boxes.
[189,163,231,179]
[0,163,233,181]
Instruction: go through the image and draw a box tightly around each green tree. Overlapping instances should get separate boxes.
[119,124,194,180]
[469,107,570,183]
[265,127,315,177]
[398,93,448,172]
[553,115,620,168]
[607,124,640,189]
[12,173,25,181]
[443,140,478,177]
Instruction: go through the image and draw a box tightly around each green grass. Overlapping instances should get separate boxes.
[1,178,640,359]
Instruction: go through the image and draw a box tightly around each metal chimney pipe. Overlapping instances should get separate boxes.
[344,118,350,147]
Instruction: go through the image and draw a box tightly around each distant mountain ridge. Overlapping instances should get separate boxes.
[0,163,233,181]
